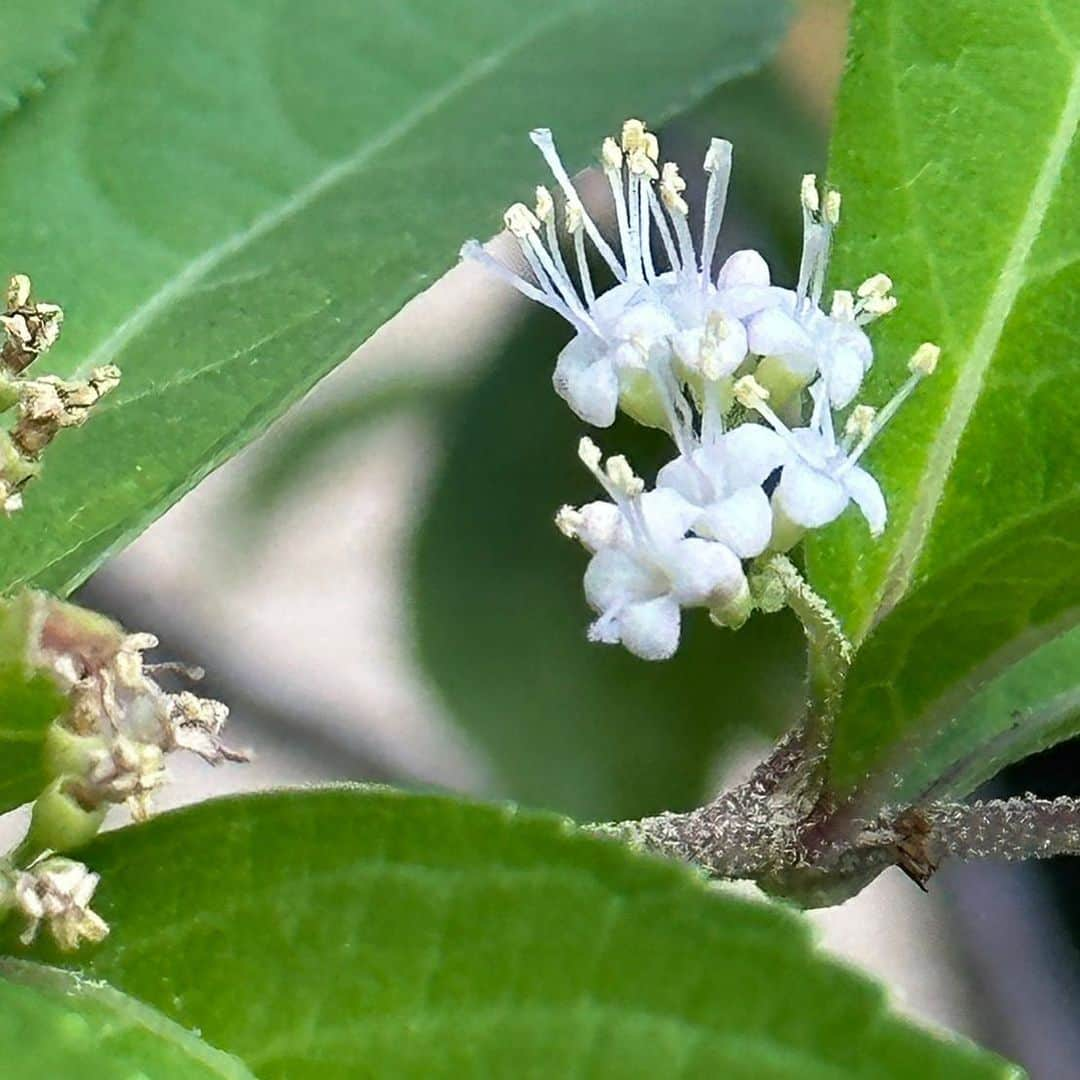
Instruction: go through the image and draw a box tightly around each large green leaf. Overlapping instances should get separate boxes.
[412,314,806,821]
[0,0,790,598]
[0,0,99,117]
[803,0,1079,796]
[0,961,252,1078]
[15,788,1015,1078]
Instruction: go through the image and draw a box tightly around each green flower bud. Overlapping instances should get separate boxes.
[43,723,108,782]
[23,778,107,857]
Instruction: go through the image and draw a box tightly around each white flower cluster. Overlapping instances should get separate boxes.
[463,120,938,661]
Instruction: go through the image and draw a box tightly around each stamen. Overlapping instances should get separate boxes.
[734,375,807,460]
[530,128,626,281]
[536,185,574,295]
[844,404,877,441]
[645,184,679,271]
[700,138,733,283]
[844,343,939,468]
[506,203,597,332]
[565,200,596,306]
[460,240,583,327]
[660,163,697,276]
[605,454,645,496]
[824,189,842,226]
[603,136,637,281]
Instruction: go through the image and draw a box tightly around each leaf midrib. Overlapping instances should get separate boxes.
[865,51,1080,641]
[75,0,597,378]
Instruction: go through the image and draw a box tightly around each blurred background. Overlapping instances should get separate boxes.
[6,2,1074,1074]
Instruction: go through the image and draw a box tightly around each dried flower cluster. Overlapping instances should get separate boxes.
[0,593,248,949]
[0,274,119,514]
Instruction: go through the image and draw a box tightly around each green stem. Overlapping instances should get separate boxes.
[752,554,852,758]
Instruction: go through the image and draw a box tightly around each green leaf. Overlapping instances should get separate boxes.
[0,960,253,1078]
[0,594,66,814]
[412,314,806,821]
[0,0,791,598]
[803,0,1080,796]
[888,624,1080,804]
[18,788,1015,1078]
[0,0,99,117]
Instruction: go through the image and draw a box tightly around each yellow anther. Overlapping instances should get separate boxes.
[733,374,769,409]
[578,436,602,471]
[534,185,555,224]
[845,404,877,439]
[857,273,893,299]
[908,342,940,377]
[824,189,842,225]
[621,118,648,153]
[504,202,540,238]
[601,137,623,172]
[565,199,584,234]
[660,162,688,215]
[627,147,659,180]
[800,174,820,214]
[643,131,660,162]
[605,454,644,496]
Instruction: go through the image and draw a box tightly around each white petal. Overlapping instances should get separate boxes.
[720,283,788,320]
[553,338,619,427]
[576,501,622,552]
[843,466,887,536]
[667,537,745,606]
[712,314,749,376]
[747,306,815,361]
[583,548,658,612]
[697,486,774,558]
[717,249,771,289]
[823,343,865,408]
[656,454,710,505]
[612,299,678,343]
[618,595,682,660]
[637,488,698,548]
[774,461,849,530]
[587,610,621,645]
[719,425,790,490]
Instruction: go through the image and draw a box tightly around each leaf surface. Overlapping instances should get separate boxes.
[0,0,790,596]
[16,787,1016,1078]
[0,0,99,116]
[802,0,1079,796]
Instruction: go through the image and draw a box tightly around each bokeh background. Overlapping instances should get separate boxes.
[5,2,1075,1074]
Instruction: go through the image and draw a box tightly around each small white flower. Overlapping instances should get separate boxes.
[561,441,748,660]
[656,424,788,556]
[583,488,746,660]
[745,179,895,410]
[463,121,756,432]
[736,347,937,543]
